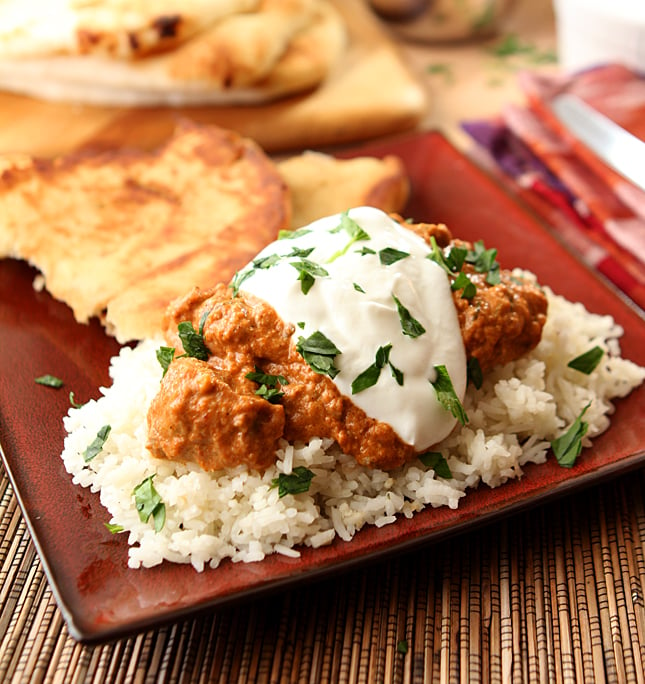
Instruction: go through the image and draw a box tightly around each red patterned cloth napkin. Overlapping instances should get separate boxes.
[463,64,645,309]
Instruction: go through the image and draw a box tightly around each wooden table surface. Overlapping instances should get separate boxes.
[4,2,645,683]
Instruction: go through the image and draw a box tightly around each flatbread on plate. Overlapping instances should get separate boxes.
[0,122,409,342]
[0,0,347,105]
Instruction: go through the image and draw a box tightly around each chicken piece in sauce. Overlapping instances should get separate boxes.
[146,221,547,472]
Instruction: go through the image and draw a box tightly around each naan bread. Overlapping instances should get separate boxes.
[0,0,259,59]
[0,123,409,342]
[0,122,291,341]
[0,0,347,105]
[277,151,409,228]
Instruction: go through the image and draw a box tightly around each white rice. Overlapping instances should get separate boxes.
[61,282,645,571]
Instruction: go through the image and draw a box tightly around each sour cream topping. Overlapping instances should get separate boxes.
[238,206,467,451]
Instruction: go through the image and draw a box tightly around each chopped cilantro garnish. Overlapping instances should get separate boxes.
[290,258,328,294]
[35,374,63,388]
[253,253,282,270]
[427,236,451,273]
[445,245,468,272]
[327,211,370,262]
[467,357,483,390]
[551,403,591,468]
[156,346,175,377]
[69,391,84,409]
[466,240,499,274]
[296,331,341,379]
[351,344,402,394]
[83,424,111,463]
[246,368,289,404]
[419,451,453,479]
[229,268,254,296]
[357,246,376,256]
[133,475,166,532]
[379,247,409,265]
[287,246,314,258]
[392,294,426,338]
[568,346,604,375]
[451,272,476,299]
[397,640,409,655]
[177,310,211,361]
[271,467,315,497]
[104,522,124,534]
[353,282,365,293]
[431,365,468,425]
[278,227,311,240]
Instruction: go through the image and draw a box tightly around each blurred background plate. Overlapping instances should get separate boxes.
[0,0,428,157]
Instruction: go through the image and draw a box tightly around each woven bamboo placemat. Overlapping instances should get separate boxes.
[1,463,644,683]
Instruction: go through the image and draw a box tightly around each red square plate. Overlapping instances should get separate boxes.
[1,130,643,644]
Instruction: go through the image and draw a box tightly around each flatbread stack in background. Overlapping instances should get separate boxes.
[0,122,409,342]
[0,0,348,105]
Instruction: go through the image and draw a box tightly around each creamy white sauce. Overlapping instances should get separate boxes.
[239,207,467,451]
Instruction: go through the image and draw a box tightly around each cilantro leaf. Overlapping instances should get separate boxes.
[567,346,604,375]
[451,272,476,299]
[379,247,409,266]
[327,211,370,262]
[296,331,342,378]
[83,424,111,463]
[467,357,483,390]
[278,227,311,240]
[466,240,499,274]
[551,403,591,468]
[271,466,315,497]
[133,475,166,532]
[253,253,282,270]
[104,522,125,534]
[431,365,468,425]
[246,368,289,403]
[353,282,365,293]
[392,294,426,338]
[156,346,175,377]
[229,268,254,296]
[290,259,329,294]
[419,451,453,478]
[69,392,84,409]
[177,311,211,361]
[35,374,63,388]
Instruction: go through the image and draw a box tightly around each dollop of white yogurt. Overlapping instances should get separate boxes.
[238,207,467,451]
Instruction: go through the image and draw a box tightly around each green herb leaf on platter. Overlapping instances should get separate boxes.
[69,391,85,409]
[290,259,329,294]
[278,227,312,240]
[567,346,604,375]
[246,368,289,404]
[418,451,453,479]
[392,294,426,339]
[83,424,112,463]
[104,522,125,534]
[327,211,370,262]
[431,365,468,425]
[451,271,477,299]
[551,403,591,468]
[467,357,483,390]
[133,475,166,532]
[379,247,409,266]
[296,331,342,379]
[271,466,315,498]
[177,316,210,361]
[35,374,63,388]
[156,346,176,377]
[229,268,254,297]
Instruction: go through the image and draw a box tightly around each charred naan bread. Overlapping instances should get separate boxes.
[0,123,409,342]
[277,151,409,228]
[0,0,259,59]
[0,122,291,341]
[0,0,347,105]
